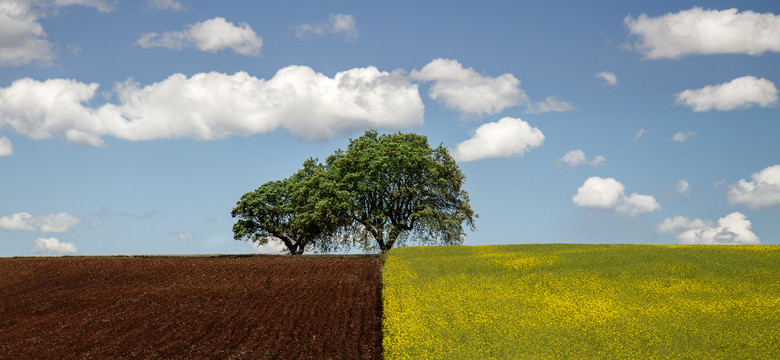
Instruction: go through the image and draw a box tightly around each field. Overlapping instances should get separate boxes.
[0,255,383,359]
[382,244,780,359]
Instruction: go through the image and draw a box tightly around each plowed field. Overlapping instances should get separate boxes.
[0,255,383,359]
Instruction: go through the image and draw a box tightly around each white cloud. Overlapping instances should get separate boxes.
[296,13,358,41]
[657,212,760,245]
[0,136,12,156]
[615,193,662,217]
[410,58,528,117]
[0,212,82,232]
[0,212,36,231]
[555,149,605,168]
[147,0,182,11]
[0,1,54,67]
[728,164,780,209]
[676,179,690,196]
[0,0,115,67]
[656,215,708,234]
[0,66,423,144]
[676,76,777,112]
[671,131,697,142]
[525,96,576,114]
[251,238,287,254]
[596,71,618,86]
[452,117,544,162]
[31,237,78,254]
[634,128,647,141]
[573,177,660,216]
[53,0,114,13]
[138,17,263,57]
[625,7,780,59]
[37,212,83,232]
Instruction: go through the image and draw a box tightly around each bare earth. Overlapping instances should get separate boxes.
[0,255,383,359]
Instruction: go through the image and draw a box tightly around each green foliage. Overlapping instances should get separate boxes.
[383,244,780,359]
[232,130,476,254]
[326,130,476,253]
[231,158,348,255]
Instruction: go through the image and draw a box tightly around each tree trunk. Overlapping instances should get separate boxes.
[285,242,304,255]
[381,227,402,253]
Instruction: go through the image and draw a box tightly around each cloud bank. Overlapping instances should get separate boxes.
[657,212,760,245]
[452,117,544,162]
[573,177,660,216]
[728,164,780,209]
[411,58,529,117]
[0,66,424,144]
[676,76,777,112]
[138,17,263,56]
[626,7,780,59]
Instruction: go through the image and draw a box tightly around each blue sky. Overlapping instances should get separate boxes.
[1,0,779,256]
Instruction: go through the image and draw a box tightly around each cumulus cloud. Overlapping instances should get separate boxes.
[296,13,358,41]
[555,149,605,168]
[251,238,288,254]
[0,0,114,67]
[728,164,780,209]
[452,117,544,162]
[0,136,12,156]
[676,76,777,112]
[0,66,423,144]
[634,128,647,141]
[596,71,618,86]
[137,17,263,56]
[573,177,660,216]
[525,96,576,114]
[147,0,182,11]
[671,131,697,142]
[0,212,82,232]
[625,7,780,59]
[0,1,54,67]
[657,212,760,245]
[31,237,78,254]
[410,58,529,117]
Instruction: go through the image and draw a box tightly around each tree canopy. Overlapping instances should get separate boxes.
[326,130,476,253]
[232,130,476,254]
[231,158,346,255]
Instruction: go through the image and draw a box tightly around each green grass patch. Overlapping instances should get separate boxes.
[382,244,780,359]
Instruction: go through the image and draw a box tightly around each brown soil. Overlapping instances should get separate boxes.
[0,255,383,359]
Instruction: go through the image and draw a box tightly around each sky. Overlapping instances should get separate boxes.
[1,0,779,256]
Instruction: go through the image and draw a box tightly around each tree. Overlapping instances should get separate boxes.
[326,130,476,253]
[231,158,345,255]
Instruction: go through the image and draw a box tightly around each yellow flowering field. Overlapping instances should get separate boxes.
[382,244,780,359]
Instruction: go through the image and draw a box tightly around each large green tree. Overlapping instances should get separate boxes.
[231,158,346,255]
[326,130,476,253]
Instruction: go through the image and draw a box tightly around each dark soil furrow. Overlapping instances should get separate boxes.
[0,255,383,359]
